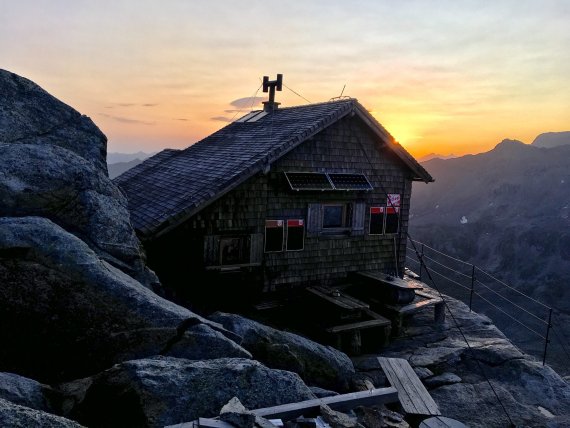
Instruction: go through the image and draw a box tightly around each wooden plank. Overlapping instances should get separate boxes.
[419,416,468,428]
[385,297,442,315]
[392,358,440,415]
[252,387,399,419]
[357,271,423,290]
[307,286,369,311]
[327,318,390,334]
[198,418,235,428]
[164,421,199,428]
[378,357,441,416]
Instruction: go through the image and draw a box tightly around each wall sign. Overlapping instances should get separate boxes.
[387,193,401,208]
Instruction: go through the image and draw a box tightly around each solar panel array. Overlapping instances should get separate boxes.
[285,172,334,190]
[328,173,373,190]
[285,172,372,191]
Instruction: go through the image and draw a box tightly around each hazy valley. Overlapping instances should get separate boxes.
[409,133,570,375]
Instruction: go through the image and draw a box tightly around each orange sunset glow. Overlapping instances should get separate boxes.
[2,1,568,158]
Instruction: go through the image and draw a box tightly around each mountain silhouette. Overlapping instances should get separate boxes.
[409,137,570,374]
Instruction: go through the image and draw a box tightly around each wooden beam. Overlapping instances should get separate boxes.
[377,357,441,416]
[251,387,398,419]
[198,418,236,428]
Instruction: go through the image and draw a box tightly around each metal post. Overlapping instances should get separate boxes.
[543,308,553,366]
[418,244,424,281]
[469,264,476,312]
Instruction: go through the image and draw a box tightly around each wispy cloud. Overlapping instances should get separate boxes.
[105,103,159,109]
[99,113,154,125]
[230,96,265,109]
[210,116,232,122]
[174,118,189,121]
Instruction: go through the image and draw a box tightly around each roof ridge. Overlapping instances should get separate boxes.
[243,97,356,115]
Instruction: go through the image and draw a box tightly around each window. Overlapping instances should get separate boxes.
[219,236,251,266]
[385,207,399,234]
[369,206,385,235]
[369,206,400,235]
[286,219,305,251]
[204,234,263,268]
[322,204,352,229]
[265,220,284,252]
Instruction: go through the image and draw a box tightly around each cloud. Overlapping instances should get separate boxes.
[230,96,265,109]
[106,103,158,109]
[174,118,189,121]
[210,116,232,122]
[99,113,154,125]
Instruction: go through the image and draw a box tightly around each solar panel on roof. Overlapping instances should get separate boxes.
[328,173,373,191]
[285,172,334,191]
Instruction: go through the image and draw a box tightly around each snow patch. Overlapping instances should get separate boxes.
[537,406,555,418]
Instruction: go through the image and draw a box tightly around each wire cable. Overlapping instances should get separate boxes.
[551,323,570,361]
[411,240,473,266]
[283,83,312,104]
[230,80,264,122]
[474,280,548,324]
[473,291,547,339]
[475,267,550,310]
[422,254,473,279]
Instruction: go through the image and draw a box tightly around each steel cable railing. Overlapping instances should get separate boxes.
[406,238,555,365]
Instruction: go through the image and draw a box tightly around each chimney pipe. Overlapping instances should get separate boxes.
[262,74,283,112]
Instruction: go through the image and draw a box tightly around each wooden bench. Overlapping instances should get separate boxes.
[326,314,391,354]
[382,289,445,336]
[377,357,441,417]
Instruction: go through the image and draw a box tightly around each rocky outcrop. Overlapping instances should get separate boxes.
[0,69,106,172]
[0,217,249,382]
[63,357,316,428]
[0,135,156,286]
[209,312,355,391]
[0,397,83,428]
[357,293,570,427]
[0,372,55,413]
[0,69,157,286]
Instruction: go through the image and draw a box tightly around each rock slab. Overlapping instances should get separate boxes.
[0,217,249,382]
[210,312,355,391]
[65,357,316,428]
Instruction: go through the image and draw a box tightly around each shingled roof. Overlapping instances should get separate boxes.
[114,98,433,237]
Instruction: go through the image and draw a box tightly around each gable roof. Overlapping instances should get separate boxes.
[114,98,433,238]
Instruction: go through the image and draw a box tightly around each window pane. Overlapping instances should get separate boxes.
[220,236,250,265]
[265,220,284,252]
[369,207,384,235]
[286,219,304,251]
[385,207,399,234]
[323,205,343,228]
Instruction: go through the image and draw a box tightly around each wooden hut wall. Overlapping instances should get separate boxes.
[145,115,413,291]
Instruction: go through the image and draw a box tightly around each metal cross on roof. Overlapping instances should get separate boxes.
[262,74,283,112]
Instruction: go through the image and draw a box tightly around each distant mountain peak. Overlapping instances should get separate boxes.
[418,153,457,162]
[531,131,570,148]
[493,138,526,151]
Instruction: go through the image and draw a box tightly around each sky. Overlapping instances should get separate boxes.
[1,0,569,158]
